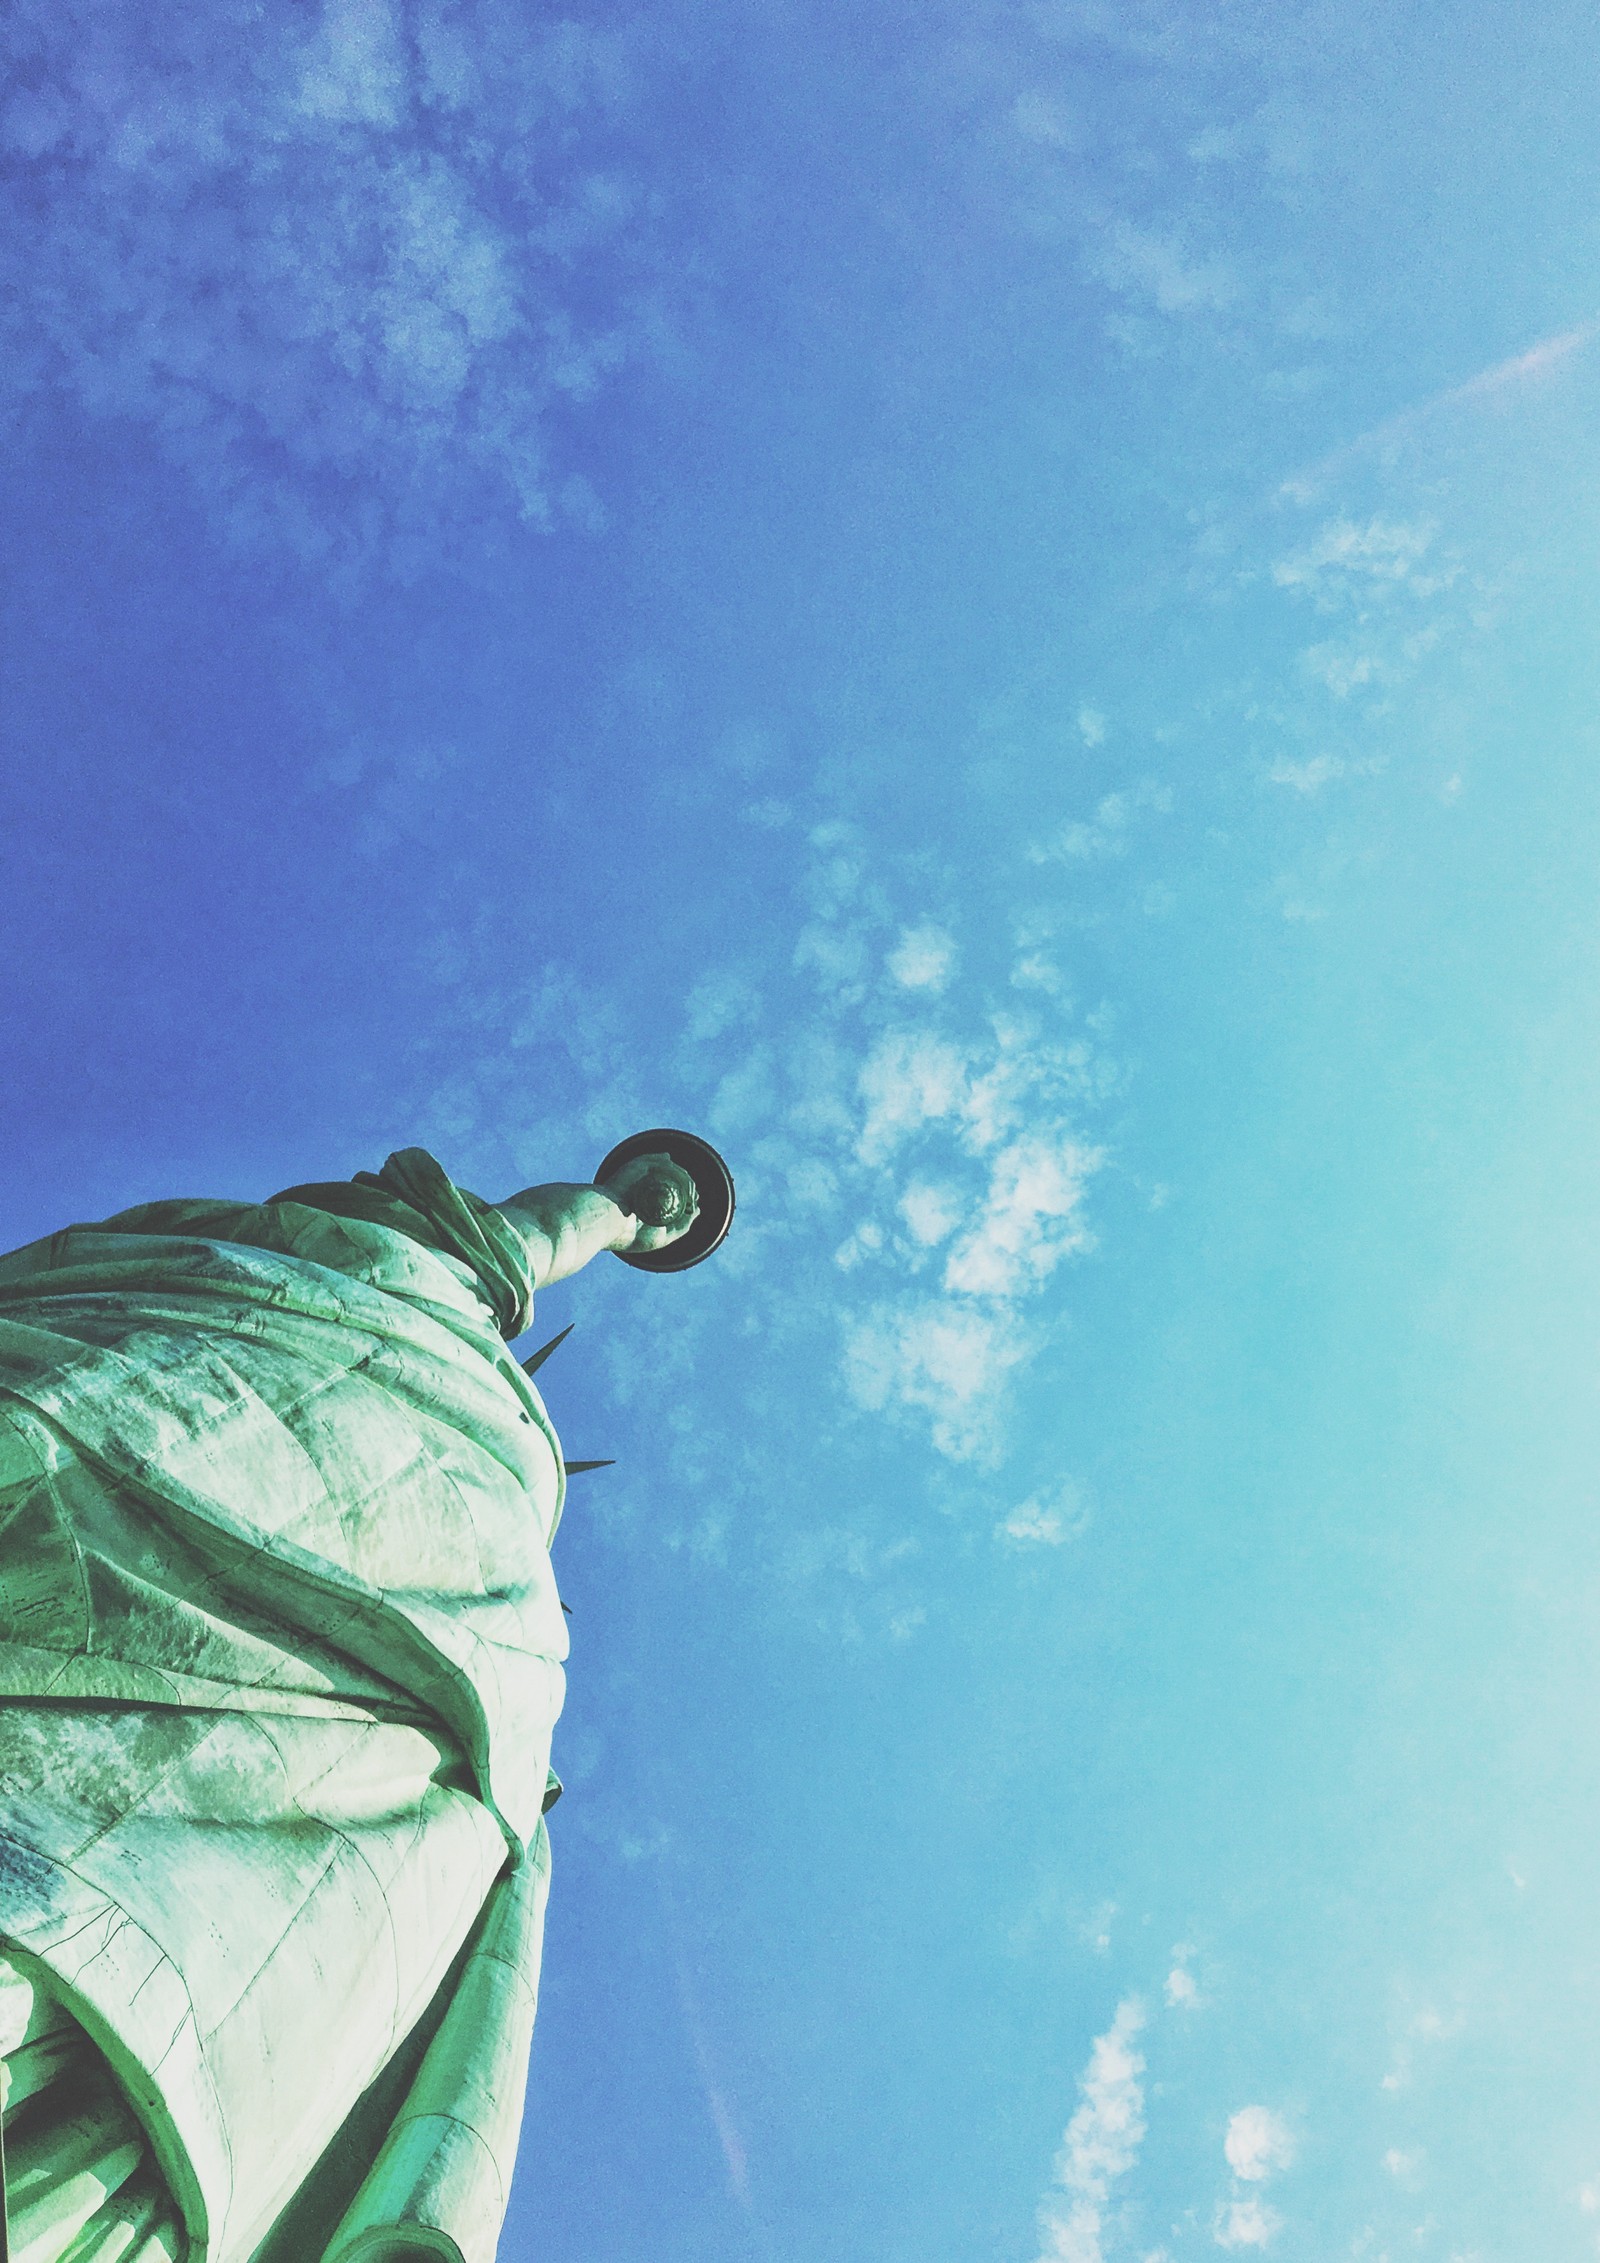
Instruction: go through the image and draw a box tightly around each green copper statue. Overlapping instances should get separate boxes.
[0,1134,733,2263]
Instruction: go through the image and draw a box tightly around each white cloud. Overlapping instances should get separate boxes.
[1000,1479,1090,1548]
[833,1220,886,1273]
[898,1181,963,1247]
[1080,1901,1117,1957]
[841,1011,1106,1453]
[1299,642,1380,698]
[0,0,648,575]
[668,828,1113,1470]
[842,1298,1031,1462]
[1268,754,1344,794]
[959,1015,1095,1151]
[1077,705,1108,746]
[856,1031,969,1163]
[803,821,873,917]
[944,1133,1100,1296]
[888,924,958,993]
[1213,2198,1282,2250]
[1412,2008,1463,2041]
[1224,2107,1295,2182]
[1033,1998,1148,2263]
[1213,2107,1292,2251]
[709,1048,777,1136]
[1090,219,1239,314]
[298,0,407,126]
[1031,782,1173,864]
[1272,517,1444,607]
[1164,1963,1199,2010]
[1012,951,1068,995]
[1278,316,1600,503]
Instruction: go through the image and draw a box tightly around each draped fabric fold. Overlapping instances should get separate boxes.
[0,1154,567,2263]
[0,1956,184,2263]
[270,1149,540,1342]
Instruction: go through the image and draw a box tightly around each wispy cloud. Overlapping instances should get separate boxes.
[1263,509,1463,757]
[942,1132,1099,1297]
[857,1030,970,1165]
[1266,754,1344,795]
[888,924,959,993]
[410,808,1117,1608]
[0,0,658,576]
[1213,2197,1282,2250]
[1280,316,1600,503]
[999,1479,1090,1549]
[1089,219,1239,316]
[770,827,1112,1463]
[1030,782,1174,865]
[1379,2001,1465,2093]
[843,1297,1031,1464]
[1163,1949,1200,2009]
[1034,1997,1148,2263]
[1272,517,1443,604]
[660,1876,785,2263]
[839,1009,1105,1461]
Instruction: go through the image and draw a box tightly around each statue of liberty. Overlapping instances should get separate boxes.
[0,1131,734,2263]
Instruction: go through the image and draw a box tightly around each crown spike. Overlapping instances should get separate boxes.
[521,1323,574,1376]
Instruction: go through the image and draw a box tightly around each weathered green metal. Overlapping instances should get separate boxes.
[0,1142,719,2263]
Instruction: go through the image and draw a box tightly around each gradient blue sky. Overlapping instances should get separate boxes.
[6,3,1600,2257]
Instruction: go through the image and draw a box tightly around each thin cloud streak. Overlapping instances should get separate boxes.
[1279,315,1600,502]
[660,1874,779,2259]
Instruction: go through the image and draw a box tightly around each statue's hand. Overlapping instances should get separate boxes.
[598,1152,700,1252]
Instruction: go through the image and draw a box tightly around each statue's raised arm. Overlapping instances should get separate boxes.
[494,1146,703,1283]
[0,1130,732,2263]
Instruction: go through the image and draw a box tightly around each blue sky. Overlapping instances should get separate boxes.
[7,1,1600,2256]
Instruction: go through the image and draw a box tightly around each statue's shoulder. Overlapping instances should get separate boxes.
[0,1157,534,1342]
[103,1197,286,1245]
[0,1196,445,1312]
[0,1200,280,1286]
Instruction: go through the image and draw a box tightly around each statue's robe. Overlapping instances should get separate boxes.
[0,1152,571,2263]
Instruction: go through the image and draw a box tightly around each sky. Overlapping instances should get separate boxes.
[6,1,1600,2256]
